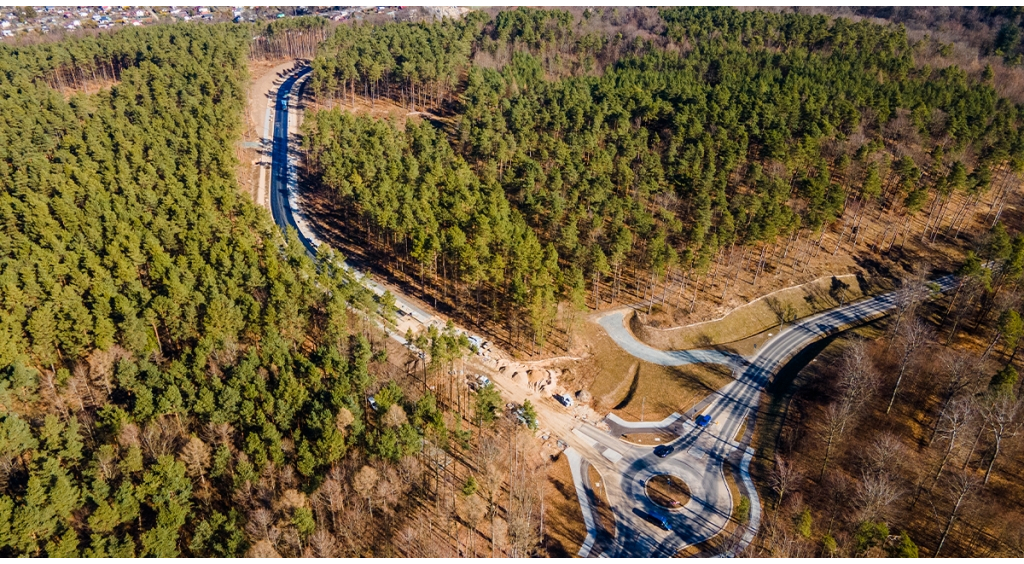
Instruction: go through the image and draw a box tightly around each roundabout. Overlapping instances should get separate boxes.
[595,426,733,557]
[268,60,965,561]
[645,474,691,511]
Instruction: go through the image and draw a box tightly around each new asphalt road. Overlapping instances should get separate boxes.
[269,67,313,254]
[582,273,959,557]
[268,66,438,328]
[269,63,961,558]
[597,311,745,369]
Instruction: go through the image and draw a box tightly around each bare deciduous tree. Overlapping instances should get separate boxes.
[142,416,181,460]
[854,470,903,522]
[929,349,980,444]
[865,432,906,475]
[313,475,346,534]
[397,454,422,484]
[246,507,280,547]
[476,432,507,558]
[836,341,878,413]
[352,465,380,518]
[506,429,545,557]
[375,464,406,517]
[203,421,234,448]
[932,397,974,488]
[180,435,211,485]
[335,407,355,432]
[383,403,409,428]
[978,395,1023,485]
[459,494,487,557]
[769,454,802,511]
[308,529,339,557]
[94,443,119,483]
[887,316,933,414]
[818,401,853,479]
[822,471,853,535]
[935,470,981,557]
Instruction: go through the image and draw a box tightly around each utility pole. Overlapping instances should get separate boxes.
[641,397,646,422]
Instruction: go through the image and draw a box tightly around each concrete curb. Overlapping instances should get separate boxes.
[566,447,598,558]
[731,447,761,557]
[592,274,959,558]
[606,412,681,429]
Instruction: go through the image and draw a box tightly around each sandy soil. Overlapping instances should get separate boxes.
[238,58,301,206]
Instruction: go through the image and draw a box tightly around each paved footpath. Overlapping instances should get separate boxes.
[598,311,745,369]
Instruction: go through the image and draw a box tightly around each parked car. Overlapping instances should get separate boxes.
[557,394,574,408]
[367,396,379,412]
[653,445,674,458]
[477,375,492,388]
[513,406,527,426]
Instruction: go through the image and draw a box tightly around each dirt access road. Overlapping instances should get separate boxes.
[265,64,607,554]
[242,59,301,209]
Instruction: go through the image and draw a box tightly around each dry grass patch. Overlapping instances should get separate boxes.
[632,273,883,351]
[581,321,733,421]
[619,431,677,446]
[610,363,732,423]
[646,474,691,510]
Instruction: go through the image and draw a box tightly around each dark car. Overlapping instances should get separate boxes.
[644,510,672,531]
[653,445,674,458]
[655,512,672,531]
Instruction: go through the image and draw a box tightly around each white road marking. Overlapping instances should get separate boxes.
[602,448,623,463]
[572,428,599,447]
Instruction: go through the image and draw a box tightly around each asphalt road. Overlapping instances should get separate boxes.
[269,67,314,255]
[572,421,732,557]
[269,64,960,558]
[580,273,958,557]
[598,311,745,369]
[704,273,958,465]
[269,66,438,329]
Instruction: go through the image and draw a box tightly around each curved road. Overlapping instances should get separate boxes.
[578,273,958,557]
[269,66,438,329]
[268,64,961,558]
[598,311,745,369]
[267,65,729,556]
[269,68,314,255]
